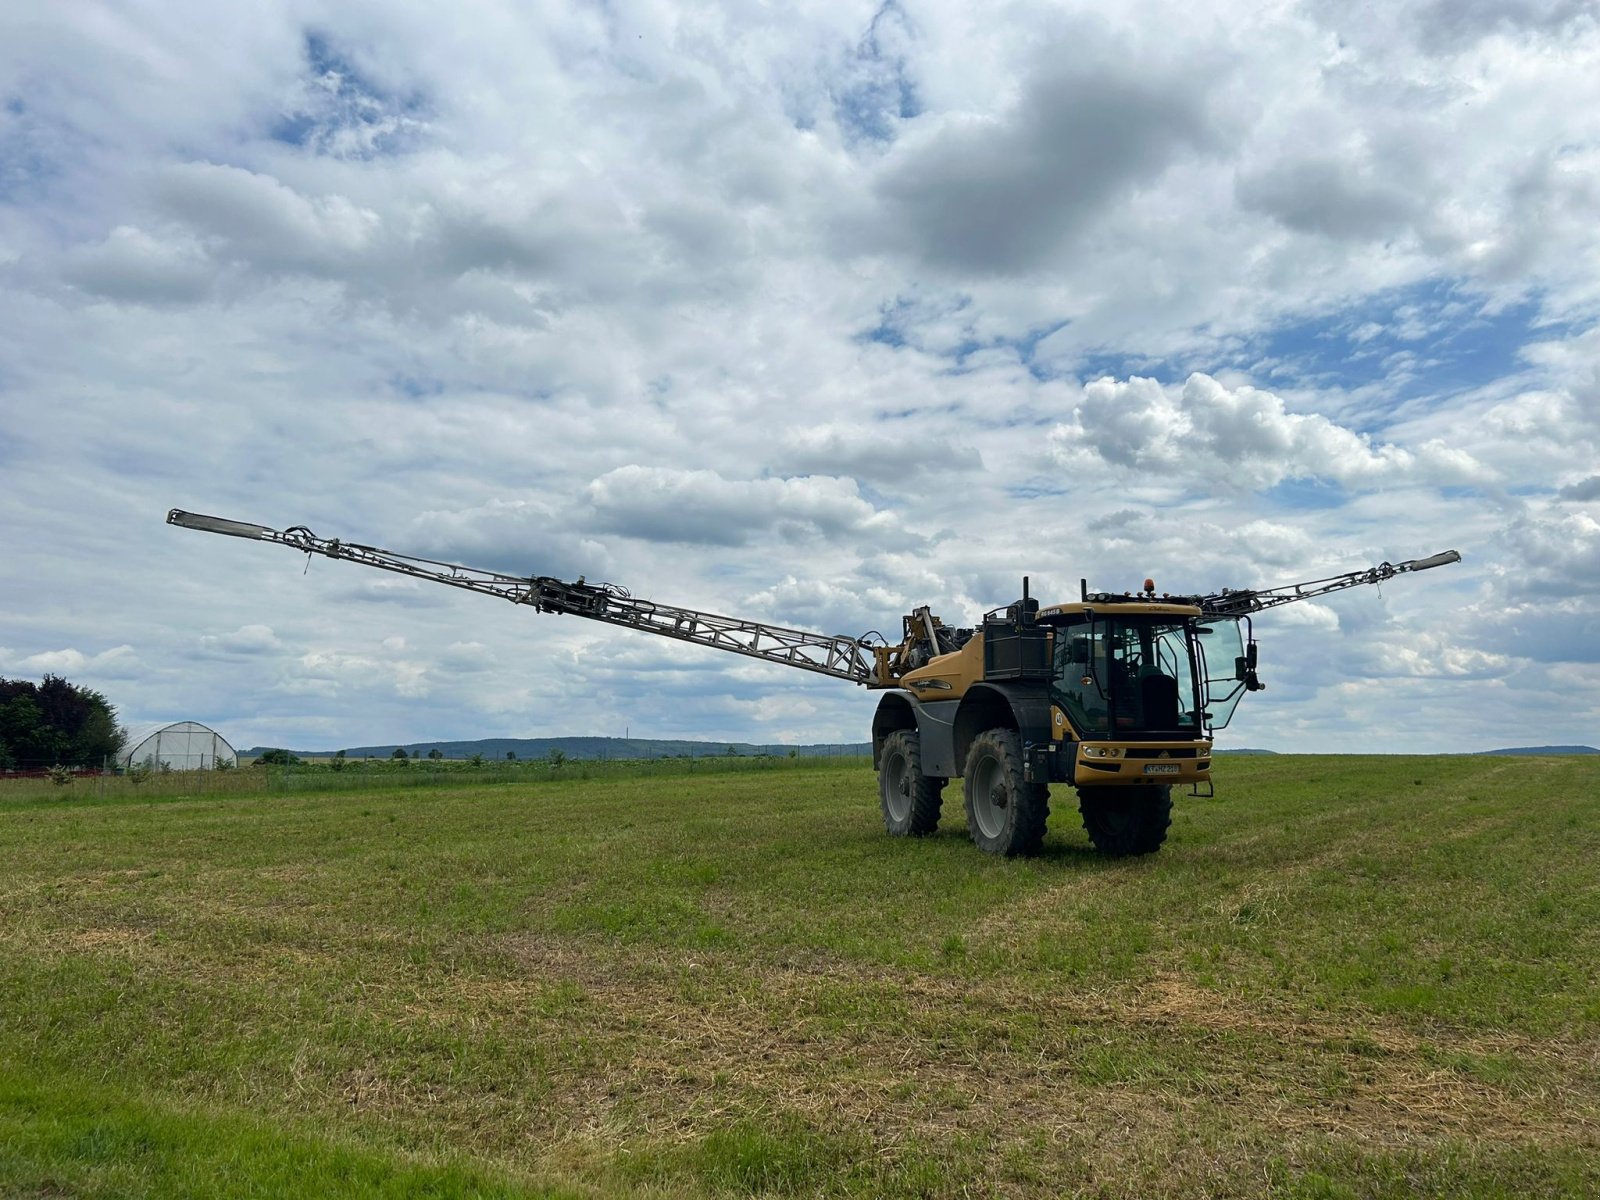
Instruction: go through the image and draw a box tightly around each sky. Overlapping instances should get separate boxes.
[1,0,1597,755]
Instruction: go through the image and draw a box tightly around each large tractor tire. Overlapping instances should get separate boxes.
[878,729,945,836]
[961,728,1049,857]
[1077,785,1172,857]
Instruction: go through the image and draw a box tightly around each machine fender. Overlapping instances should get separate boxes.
[951,683,1054,780]
[911,699,960,778]
[872,692,959,777]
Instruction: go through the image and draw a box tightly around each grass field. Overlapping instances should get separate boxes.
[2,755,1597,1197]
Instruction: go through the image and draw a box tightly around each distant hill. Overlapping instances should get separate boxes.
[238,738,1600,764]
[241,735,872,762]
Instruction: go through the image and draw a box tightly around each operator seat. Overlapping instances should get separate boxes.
[1140,672,1181,730]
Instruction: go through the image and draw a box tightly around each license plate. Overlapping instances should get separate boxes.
[1143,763,1180,775]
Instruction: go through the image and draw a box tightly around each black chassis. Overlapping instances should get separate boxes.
[871,683,1066,786]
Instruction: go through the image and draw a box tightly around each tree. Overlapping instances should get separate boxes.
[427,748,443,760]
[506,750,517,761]
[0,676,125,769]
[392,747,409,760]
[254,748,300,766]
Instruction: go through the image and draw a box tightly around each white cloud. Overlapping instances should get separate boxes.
[1,0,1597,754]
[61,225,215,303]
[156,162,381,273]
[1047,373,1491,491]
[6,645,141,679]
[407,498,615,580]
[583,466,906,548]
[863,34,1220,275]
[197,625,282,657]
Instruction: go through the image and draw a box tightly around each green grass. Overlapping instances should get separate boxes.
[2,755,1597,1197]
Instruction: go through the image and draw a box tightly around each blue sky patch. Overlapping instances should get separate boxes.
[1071,349,1175,384]
[269,32,429,158]
[1218,280,1554,413]
[832,1,920,144]
[859,316,906,348]
[0,96,63,204]
[1262,477,1347,511]
[859,297,1080,382]
[924,278,1566,432]
[388,374,444,399]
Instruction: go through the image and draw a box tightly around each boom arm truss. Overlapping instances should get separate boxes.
[167,510,882,685]
[1196,551,1462,618]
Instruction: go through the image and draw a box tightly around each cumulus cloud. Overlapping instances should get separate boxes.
[5,645,141,678]
[336,578,453,607]
[1495,509,1600,599]
[583,466,906,547]
[1237,157,1420,242]
[741,575,906,639]
[407,499,615,580]
[3,1,1598,754]
[61,225,215,303]
[1048,373,1490,491]
[777,424,980,480]
[297,647,431,699]
[197,624,282,657]
[1404,0,1596,51]
[156,163,381,275]
[437,641,495,671]
[865,33,1220,275]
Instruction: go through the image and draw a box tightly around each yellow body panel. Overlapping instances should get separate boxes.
[1069,739,1212,784]
[897,636,987,698]
[1039,600,1202,620]
[892,599,1216,788]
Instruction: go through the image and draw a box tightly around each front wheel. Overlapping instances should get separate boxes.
[878,729,945,836]
[1077,785,1172,857]
[962,729,1049,857]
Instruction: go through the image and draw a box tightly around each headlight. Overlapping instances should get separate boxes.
[1082,746,1123,759]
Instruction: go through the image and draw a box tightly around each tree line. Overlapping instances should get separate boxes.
[0,676,125,770]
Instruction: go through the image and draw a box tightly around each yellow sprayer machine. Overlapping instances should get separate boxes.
[168,509,1460,858]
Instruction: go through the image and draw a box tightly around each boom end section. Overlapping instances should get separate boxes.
[1408,550,1462,571]
[167,509,277,541]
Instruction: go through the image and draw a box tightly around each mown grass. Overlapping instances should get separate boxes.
[2,755,1597,1197]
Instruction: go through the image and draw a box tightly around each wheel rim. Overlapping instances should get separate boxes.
[883,750,911,821]
[969,753,1008,839]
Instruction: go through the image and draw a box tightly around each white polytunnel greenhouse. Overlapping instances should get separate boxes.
[120,721,238,771]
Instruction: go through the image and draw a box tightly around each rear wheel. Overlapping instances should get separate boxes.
[962,728,1049,857]
[878,729,944,836]
[1077,785,1172,857]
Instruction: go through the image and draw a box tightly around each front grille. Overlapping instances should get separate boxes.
[1124,747,1200,759]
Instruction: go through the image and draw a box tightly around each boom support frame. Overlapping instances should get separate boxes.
[167,510,882,685]
[171,509,1460,690]
[1195,551,1463,617]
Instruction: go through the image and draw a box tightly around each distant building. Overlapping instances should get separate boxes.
[120,721,238,771]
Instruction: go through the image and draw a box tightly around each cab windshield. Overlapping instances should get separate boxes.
[1049,615,1203,738]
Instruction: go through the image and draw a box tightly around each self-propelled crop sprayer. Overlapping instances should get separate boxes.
[168,509,1461,858]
